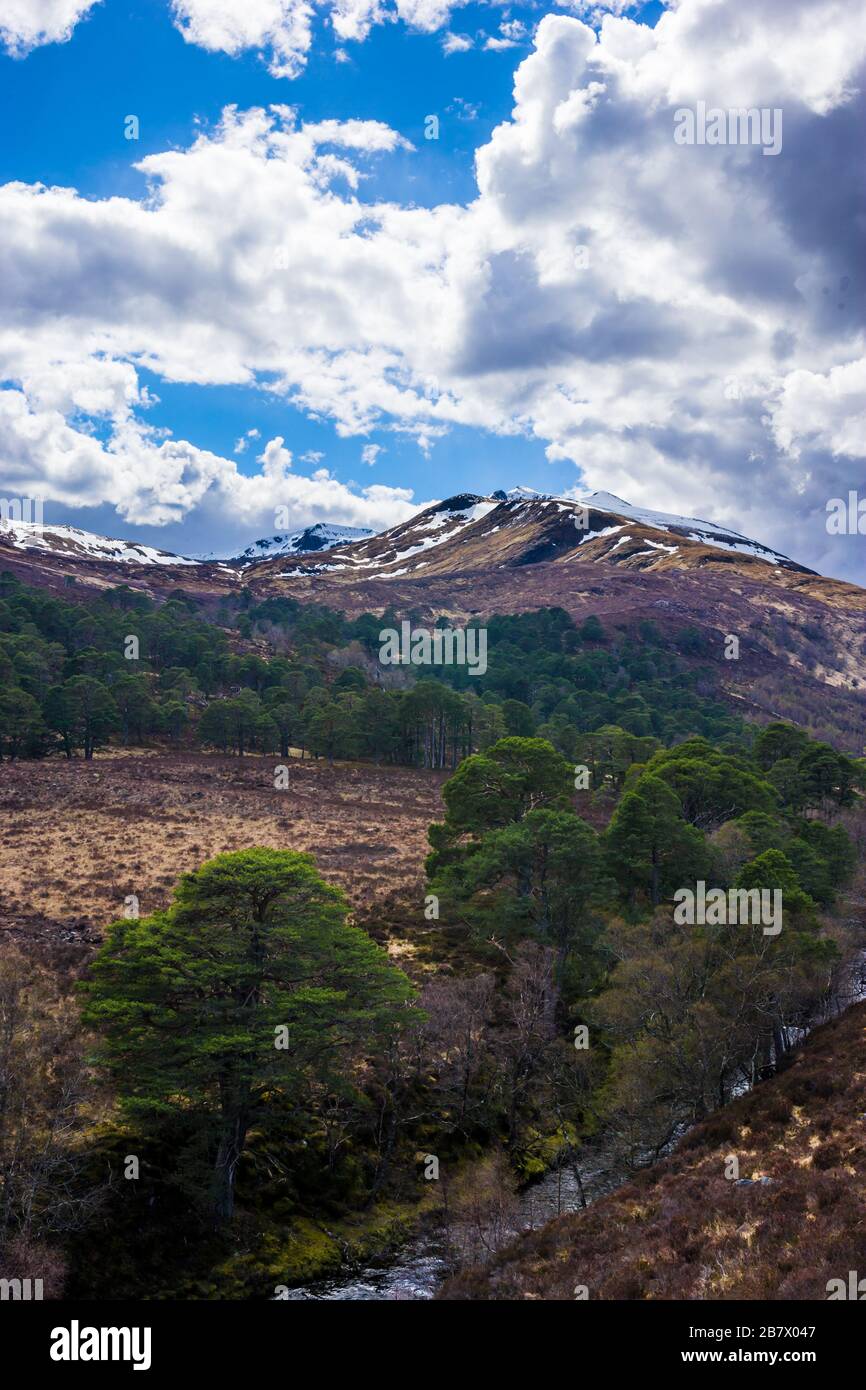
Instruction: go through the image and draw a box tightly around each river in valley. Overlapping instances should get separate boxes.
[282,1144,623,1300]
[284,949,866,1300]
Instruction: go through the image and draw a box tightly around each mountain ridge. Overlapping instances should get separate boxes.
[3,495,865,723]
[254,490,809,585]
[0,487,811,583]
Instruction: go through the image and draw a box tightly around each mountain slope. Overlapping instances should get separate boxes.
[0,518,200,567]
[242,492,866,748]
[231,522,374,564]
[245,490,866,617]
[440,998,866,1302]
[245,491,827,592]
[0,490,849,604]
[3,490,865,747]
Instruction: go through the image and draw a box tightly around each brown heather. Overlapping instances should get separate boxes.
[0,751,445,963]
[439,1001,866,1301]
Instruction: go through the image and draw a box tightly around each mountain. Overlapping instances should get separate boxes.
[0,517,243,601]
[0,489,832,592]
[3,488,865,747]
[242,489,866,749]
[249,490,808,585]
[0,517,200,567]
[230,522,374,564]
[571,490,797,565]
[0,517,374,570]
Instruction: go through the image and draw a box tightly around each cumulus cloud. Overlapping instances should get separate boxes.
[483,19,530,51]
[0,0,101,54]
[769,360,866,462]
[0,384,417,542]
[1,0,865,574]
[169,1,313,78]
[234,428,261,454]
[0,0,477,71]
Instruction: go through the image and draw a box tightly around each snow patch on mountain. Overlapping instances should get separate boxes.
[233,523,374,564]
[505,485,545,501]
[0,519,198,566]
[570,491,793,565]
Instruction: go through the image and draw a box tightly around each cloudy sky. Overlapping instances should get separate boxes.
[0,0,863,574]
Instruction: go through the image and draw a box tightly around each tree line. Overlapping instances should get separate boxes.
[0,572,750,767]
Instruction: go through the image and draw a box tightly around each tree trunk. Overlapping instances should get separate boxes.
[213,1108,249,1226]
[650,850,660,906]
[757,1027,774,1081]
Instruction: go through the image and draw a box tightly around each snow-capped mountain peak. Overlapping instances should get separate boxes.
[0,486,804,590]
[506,485,545,501]
[231,523,374,565]
[0,518,198,566]
[569,491,793,565]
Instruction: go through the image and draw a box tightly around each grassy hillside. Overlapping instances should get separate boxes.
[441,999,866,1301]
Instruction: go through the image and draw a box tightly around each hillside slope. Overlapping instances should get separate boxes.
[3,491,866,746]
[246,492,866,613]
[441,999,866,1301]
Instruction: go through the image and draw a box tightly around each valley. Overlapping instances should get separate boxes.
[1,0,863,1349]
[2,487,866,1305]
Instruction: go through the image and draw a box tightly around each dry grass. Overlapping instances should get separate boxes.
[0,752,445,960]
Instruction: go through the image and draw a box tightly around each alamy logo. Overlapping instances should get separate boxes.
[0,1277,42,1300]
[826,1271,866,1300]
[674,102,783,156]
[826,493,866,535]
[0,496,44,532]
[379,621,487,676]
[50,1321,152,1371]
[674,881,782,936]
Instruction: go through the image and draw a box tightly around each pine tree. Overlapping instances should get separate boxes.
[81,849,415,1224]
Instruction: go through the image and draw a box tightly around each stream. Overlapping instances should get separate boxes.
[282,1143,625,1300]
[284,948,866,1300]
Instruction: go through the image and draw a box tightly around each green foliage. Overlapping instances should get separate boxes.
[0,685,44,758]
[81,849,415,1223]
[46,675,119,759]
[637,738,778,828]
[604,774,708,906]
[434,736,573,844]
[0,578,752,769]
[754,721,811,771]
[735,848,818,926]
[432,807,609,988]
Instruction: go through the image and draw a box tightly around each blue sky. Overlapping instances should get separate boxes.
[1,0,579,531]
[0,0,862,575]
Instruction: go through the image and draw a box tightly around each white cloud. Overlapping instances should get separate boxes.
[769,360,866,462]
[484,19,529,51]
[234,427,261,453]
[330,0,388,44]
[0,0,100,54]
[0,385,417,538]
[0,0,470,69]
[171,0,470,74]
[393,0,461,32]
[1,1,865,573]
[0,0,524,73]
[170,0,315,78]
